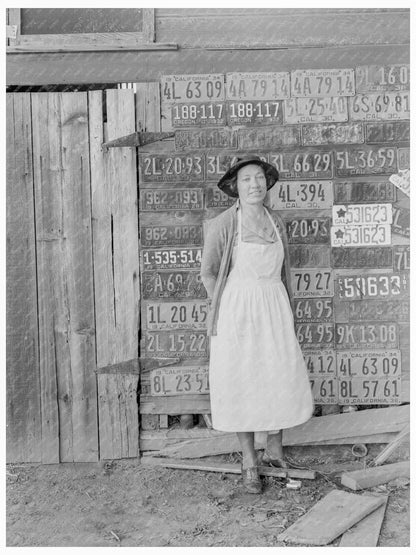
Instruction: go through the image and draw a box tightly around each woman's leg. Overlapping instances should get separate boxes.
[266,430,284,458]
[236,432,257,468]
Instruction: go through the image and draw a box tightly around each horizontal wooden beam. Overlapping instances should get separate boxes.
[341,460,410,490]
[7,43,178,54]
[140,394,211,414]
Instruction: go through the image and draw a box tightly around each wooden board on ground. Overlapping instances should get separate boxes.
[372,423,410,466]
[339,496,388,547]
[341,460,410,491]
[278,489,385,545]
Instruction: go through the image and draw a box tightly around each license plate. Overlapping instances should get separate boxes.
[143,301,208,330]
[140,154,204,182]
[161,73,225,103]
[366,121,410,144]
[226,71,290,100]
[284,97,348,124]
[238,125,300,149]
[389,169,410,197]
[335,323,399,349]
[205,153,267,180]
[150,365,209,396]
[334,147,397,176]
[331,247,393,269]
[141,248,202,270]
[337,350,401,378]
[289,245,331,268]
[144,330,208,358]
[268,180,334,210]
[170,102,226,127]
[205,184,237,209]
[142,270,207,299]
[355,65,410,92]
[304,350,336,375]
[291,68,355,97]
[296,323,334,347]
[336,273,409,300]
[140,188,204,211]
[346,299,410,322]
[302,122,364,145]
[140,224,203,247]
[333,181,396,203]
[397,147,409,170]
[331,224,391,247]
[332,203,392,225]
[174,128,238,150]
[291,269,334,298]
[393,245,410,271]
[294,298,334,322]
[392,205,410,237]
[350,92,410,121]
[269,151,333,180]
[309,377,338,404]
[227,100,283,125]
[286,218,330,244]
[338,377,401,405]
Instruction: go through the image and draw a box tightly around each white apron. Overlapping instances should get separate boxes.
[209,208,314,432]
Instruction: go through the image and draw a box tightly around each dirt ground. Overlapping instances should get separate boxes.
[6,443,410,548]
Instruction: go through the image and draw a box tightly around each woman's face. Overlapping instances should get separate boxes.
[237,164,267,205]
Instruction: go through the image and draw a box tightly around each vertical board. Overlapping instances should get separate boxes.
[32,92,98,463]
[6,93,41,463]
[89,89,140,459]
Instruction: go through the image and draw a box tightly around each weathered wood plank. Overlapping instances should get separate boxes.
[6,93,41,463]
[32,92,98,463]
[341,460,410,491]
[372,424,410,466]
[135,82,161,133]
[140,394,211,415]
[339,496,388,547]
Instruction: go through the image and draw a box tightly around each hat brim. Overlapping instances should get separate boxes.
[217,158,279,198]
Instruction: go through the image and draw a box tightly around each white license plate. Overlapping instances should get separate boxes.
[150,365,209,396]
[338,377,401,405]
[332,204,392,225]
[331,224,391,247]
[304,350,336,375]
[309,377,338,404]
[291,68,355,97]
[350,92,410,121]
[355,65,410,92]
[291,269,334,298]
[284,97,348,123]
[143,301,208,330]
[335,323,398,349]
[226,71,290,100]
[161,74,225,103]
[337,350,401,378]
[170,102,226,127]
[337,273,409,300]
[268,180,333,209]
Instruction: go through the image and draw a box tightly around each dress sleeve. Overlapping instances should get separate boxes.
[200,218,225,298]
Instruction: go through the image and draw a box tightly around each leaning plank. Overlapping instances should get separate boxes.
[140,394,211,414]
[372,424,410,466]
[339,496,388,547]
[278,489,385,545]
[6,93,41,463]
[341,460,410,491]
[141,457,316,480]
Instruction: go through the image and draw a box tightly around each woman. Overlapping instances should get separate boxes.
[201,155,314,494]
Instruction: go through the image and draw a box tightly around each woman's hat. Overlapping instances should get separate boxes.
[217,155,279,198]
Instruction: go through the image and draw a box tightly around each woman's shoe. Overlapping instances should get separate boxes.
[241,465,262,494]
[262,451,290,469]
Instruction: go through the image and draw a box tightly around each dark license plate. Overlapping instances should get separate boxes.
[355,64,410,92]
[269,151,333,180]
[331,224,391,247]
[338,377,401,405]
[205,184,237,209]
[302,122,364,145]
[304,350,336,375]
[286,218,330,244]
[174,128,238,150]
[397,147,409,170]
[335,147,397,177]
[142,248,202,270]
[350,92,410,121]
[291,68,355,97]
[294,298,334,322]
[141,271,207,299]
[289,245,331,268]
[332,203,392,226]
[269,180,333,210]
[335,322,399,349]
[143,300,208,330]
[226,71,290,100]
[227,100,283,125]
[337,350,401,378]
[238,125,300,149]
[144,330,208,358]
[291,269,334,298]
[309,376,338,404]
[150,365,209,396]
[347,299,410,323]
[365,121,410,144]
[392,205,410,237]
[393,245,410,271]
[170,102,226,127]
[140,188,204,211]
[140,154,204,182]
[205,153,267,180]
[336,273,409,300]
[331,246,393,269]
[161,73,225,103]
[140,224,203,247]
[333,181,396,203]
[284,97,348,124]
[296,323,334,347]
